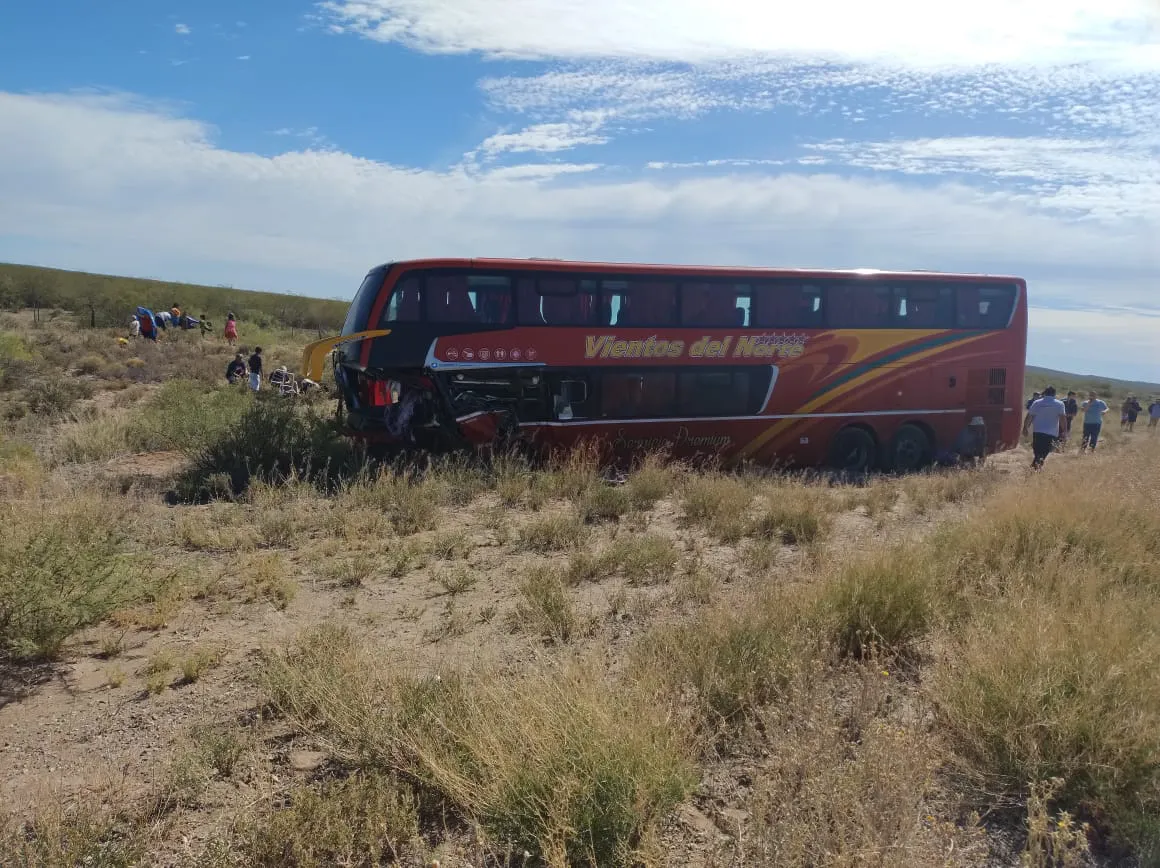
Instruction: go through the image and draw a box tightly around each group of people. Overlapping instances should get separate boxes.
[128,304,239,345]
[1023,386,1160,470]
[225,346,319,396]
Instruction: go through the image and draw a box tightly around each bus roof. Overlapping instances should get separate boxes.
[371,258,1024,284]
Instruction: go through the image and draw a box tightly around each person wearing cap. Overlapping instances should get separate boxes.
[1022,386,1067,469]
[1080,391,1109,451]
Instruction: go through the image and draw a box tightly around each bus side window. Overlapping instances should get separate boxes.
[467,275,512,324]
[605,280,676,327]
[957,285,1015,328]
[539,277,596,325]
[426,275,476,323]
[600,372,676,418]
[753,283,823,328]
[825,283,892,328]
[380,277,421,325]
[516,278,544,325]
[681,283,749,327]
[895,285,953,328]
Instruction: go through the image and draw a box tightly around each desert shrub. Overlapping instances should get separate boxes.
[177,395,362,499]
[577,484,632,523]
[738,689,983,867]
[0,804,145,868]
[340,468,442,535]
[625,453,676,511]
[128,379,251,454]
[679,475,753,542]
[633,599,802,730]
[0,498,141,661]
[513,566,579,643]
[264,625,695,867]
[931,586,1160,854]
[748,502,829,546]
[816,548,938,660]
[225,772,418,867]
[18,377,93,418]
[518,512,588,553]
[599,533,680,586]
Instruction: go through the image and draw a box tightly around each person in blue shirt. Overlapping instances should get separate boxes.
[1080,391,1109,452]
[1022,386,1068,469]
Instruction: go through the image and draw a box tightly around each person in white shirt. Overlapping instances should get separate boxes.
[1022,385,1068,470]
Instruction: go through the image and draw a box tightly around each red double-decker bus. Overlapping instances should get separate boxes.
[306,258,1027,472]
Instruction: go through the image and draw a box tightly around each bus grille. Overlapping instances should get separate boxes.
[967,367,1008,406]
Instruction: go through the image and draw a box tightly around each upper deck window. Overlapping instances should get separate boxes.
[825,282,894,328]
[681,283,750,327]
[425,274,512,324]
[517,276,598,325]
[603,280,677,327]
[379,277,421,324]
[957,285,1017,328]
[752,282,824,329]
[893,285,955,328]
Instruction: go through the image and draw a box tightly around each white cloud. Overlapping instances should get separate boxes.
[0,89,1157,378]
[804,136,1160,223]
[476,115,609,157]
[320,0,1160,68]
[238,55,251,61]
[175,23,191,35]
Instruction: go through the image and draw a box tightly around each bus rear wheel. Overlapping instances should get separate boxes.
[890,424,932,473]
[828,427,877,475]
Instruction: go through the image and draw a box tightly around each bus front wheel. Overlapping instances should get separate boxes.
[828,427,877,475]
[890,424,932,473]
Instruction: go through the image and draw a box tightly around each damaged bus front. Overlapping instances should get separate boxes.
[306,261,541,453]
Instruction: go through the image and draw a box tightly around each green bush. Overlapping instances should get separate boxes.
[129,380,251,454]
[0,500,141,661]
[177,395,362,499]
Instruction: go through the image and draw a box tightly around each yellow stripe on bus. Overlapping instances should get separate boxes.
[736,332,992,460]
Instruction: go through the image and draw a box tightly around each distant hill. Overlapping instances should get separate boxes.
[0,263,348,333]
[1025,366,1160,401]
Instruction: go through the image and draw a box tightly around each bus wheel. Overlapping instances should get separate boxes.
[890,424,932,473]
[828,427,877,474]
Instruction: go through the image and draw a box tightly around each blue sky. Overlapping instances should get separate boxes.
[0,0,1158,379]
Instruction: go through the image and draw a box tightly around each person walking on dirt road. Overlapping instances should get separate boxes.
[1023,386,1067,470]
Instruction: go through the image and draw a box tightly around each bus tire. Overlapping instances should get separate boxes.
[828,427,877,475]
[890,424,932,473]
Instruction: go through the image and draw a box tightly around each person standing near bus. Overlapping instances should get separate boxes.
[1080,391,1109,452]
[1123,395,1142,432]
[1023,386,1067,470]
[1063,391,1078,441]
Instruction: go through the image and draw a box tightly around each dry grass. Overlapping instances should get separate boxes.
[207,772,419,867]
[518,511,589,553]
[264,625,696,867]
[513,565,580,643]
[679,475,754,542]
[7,316,1160,868]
